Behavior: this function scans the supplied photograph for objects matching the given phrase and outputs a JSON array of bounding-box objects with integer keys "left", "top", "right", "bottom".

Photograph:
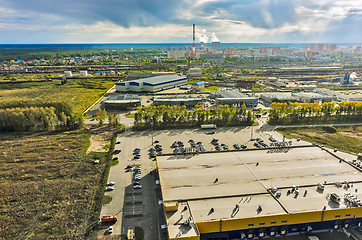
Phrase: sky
[{"left": 0, "top": 0, "right": 361, "bottom": 44}]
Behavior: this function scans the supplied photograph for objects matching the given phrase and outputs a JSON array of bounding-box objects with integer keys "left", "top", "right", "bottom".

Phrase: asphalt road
[{"left": 274, "top": 122, "right": 362, "bottom": 128}]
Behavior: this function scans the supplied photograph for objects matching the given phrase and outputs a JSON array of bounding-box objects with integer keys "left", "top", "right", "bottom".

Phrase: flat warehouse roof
[
  {"left": 217, "top": 90, "right": 249, "bottom": 99},
  {"left": 188, "top": 194, "right": 286, "bottom": 222},
  {"left": 156, "top": 136, "right": 362, "bottom": 239},
  {"left": 158, "top": 147, "right": 362, "bottom": 204},
  {"left": 106, "top": 94, "right": 140, "bottom": 101},
  {"left": 141, "top": 75, "right": 187, "bottom": 85}
]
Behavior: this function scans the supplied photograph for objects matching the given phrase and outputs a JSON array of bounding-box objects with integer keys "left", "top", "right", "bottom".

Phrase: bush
[{"left": 321, "top": 126, "right": 338, "bottom": 133}]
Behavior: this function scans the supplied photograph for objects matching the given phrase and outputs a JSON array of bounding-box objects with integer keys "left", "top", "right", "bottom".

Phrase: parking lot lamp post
[
  {"left": 151, "top": 122, "right": 154, "bottom": 145},
  {"left": 250, "top": 125, "right": 254, "bottom": 140}
]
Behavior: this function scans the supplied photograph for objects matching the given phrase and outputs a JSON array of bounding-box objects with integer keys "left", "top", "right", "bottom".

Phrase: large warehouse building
[
  {"left": 104, "top": 94, "right": 141, "bottom": 110},
  {"left": 212, "top": 90, "right": 258, "bottom": 107},
  {"left": 115, "top": 75, "right": 188, "bottom": 93},
  {"left": 156, "top": 145, "right": 362, "bottom": 240}
]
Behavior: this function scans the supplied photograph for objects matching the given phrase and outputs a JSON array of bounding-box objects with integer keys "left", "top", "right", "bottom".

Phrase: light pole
[
  {"left": 151, "top": 122, "right": 154, "bottom": 145},
  {"left": 250, "top": 125, "right": 254, "bottom": 140}
]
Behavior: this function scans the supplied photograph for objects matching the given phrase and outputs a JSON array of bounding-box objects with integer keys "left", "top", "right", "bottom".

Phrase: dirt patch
[
  {"left": 339, "top": 131, "right": 362, "bottom": 141},
  {"left": 86, "top": 125, "right": 117, "bottom": 154}
]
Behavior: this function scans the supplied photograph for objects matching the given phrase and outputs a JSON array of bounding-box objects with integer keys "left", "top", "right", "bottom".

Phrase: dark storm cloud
[
  {"left": 195, "top": 0, "right": 298, "bottom": 29},
  {"left": 2, "top": 0, "right": 186, "bottom": 27},
  {"left": 2, "top": 0, "right": 299, "bottom": 28},
  {"left": 1, "top": 0, "right": 361, "bottom": 43}
]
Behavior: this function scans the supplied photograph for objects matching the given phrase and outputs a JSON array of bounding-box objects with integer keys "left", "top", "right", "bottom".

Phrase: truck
[
  {"left": 201, "top": 124, "right": 217, "bottom": 129},
  {"left": 101, "top": 215, "right": 118, "bottom": 222}
]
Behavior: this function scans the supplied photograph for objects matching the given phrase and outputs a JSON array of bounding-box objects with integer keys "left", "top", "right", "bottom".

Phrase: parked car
[
  {"left": 107, "top": 181, "right": 115, "bottom": 186},
  {"left": 161, "top": 225, "right": 167, "bottom": 234},
  {"left": 134, "top": 185, "right": 142, "bottom": 189},
  {"left": 106, "top": 186, "right": 114, "bottom": 191},
  {"left": 108, "top": 226, "right": 113, "bottom": 234}
]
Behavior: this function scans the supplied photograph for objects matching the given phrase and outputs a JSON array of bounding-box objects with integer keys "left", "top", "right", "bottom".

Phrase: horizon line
[{"left": 0, "top": 42, "right": 361, "bottom": 45}]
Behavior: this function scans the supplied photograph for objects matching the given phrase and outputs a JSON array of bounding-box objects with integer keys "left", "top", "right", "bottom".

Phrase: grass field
[
  {"left": 0, "top": 130, "right": 109, "bottom": 239},
  {"left": 0, "top": 79, "right": 115, "bottom": 114},
  {"left": 278, "top": 126, "right": 362, "bottom": 154}
]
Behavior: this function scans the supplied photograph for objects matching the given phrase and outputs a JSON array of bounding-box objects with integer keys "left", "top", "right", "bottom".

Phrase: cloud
[{"left": 0, "top": 0, "right": 361, "bottom": 43}]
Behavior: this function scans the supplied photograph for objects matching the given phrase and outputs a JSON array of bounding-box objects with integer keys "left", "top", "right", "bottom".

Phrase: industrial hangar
[
  {"left": 104, "top": 94, "right": 141, "bottom": 110},
  {"left": 115, "top": 75, "right": 188, "bottom": 93},
  {"left": 211, "top": 90, "right": 258, "bottom": 107},
  {"left": 156, "top": 145, "right": 362, "bottom": 240}
]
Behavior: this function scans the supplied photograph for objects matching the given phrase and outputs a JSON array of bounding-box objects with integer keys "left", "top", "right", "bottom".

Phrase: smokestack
[{"left": 193, "top": 24, "right": 196, "bottom": 52}]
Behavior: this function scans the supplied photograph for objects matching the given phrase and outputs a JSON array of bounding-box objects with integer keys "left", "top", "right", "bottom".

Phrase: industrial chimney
[{"left": 193, "top": 24, "right": 196, "bottom": 52}]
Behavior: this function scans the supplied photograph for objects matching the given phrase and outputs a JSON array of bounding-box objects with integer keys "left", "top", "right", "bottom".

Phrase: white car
[
  {"left": 107, "top": 181, "right": 115, "bottom": 186},
  {"left": 106, "top": 186, "right": 114, "bottom": 191},
  {"left": 134, "top": 185, "right": 142, "bottom": 189},
  {"left": 108, "top": 226, "right": 113, "bottom": 234},
  {"left": 161, "top": 224, "right": 167, "bottom": 234}
]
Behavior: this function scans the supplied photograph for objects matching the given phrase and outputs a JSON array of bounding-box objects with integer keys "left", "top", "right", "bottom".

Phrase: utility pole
[
  {"left": 250, "top": 125, "right": 254, "bottom": 140},
  {"left": 151, "top": 122, "right": 154, "bottom": 145}
]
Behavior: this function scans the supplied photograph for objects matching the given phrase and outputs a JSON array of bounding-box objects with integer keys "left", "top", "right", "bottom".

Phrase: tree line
[
  {"left": 268, "top": 101, "right": 362, "bottom": 125},
  {"left": 134, "top": 104, "right": 254, "bottom": 130},
  {"left": 0, "top": 101, "right": 83, "bottom": 132}
]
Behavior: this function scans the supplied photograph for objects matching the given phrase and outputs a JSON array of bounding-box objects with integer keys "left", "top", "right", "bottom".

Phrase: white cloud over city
[{"left": 0, "top": 0, "right": 361, "bottom": 43}]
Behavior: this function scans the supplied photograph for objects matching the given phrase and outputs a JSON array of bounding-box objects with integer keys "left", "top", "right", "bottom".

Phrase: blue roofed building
[{"left": 192, "top": 82, "right": 205, "bottom": 91}]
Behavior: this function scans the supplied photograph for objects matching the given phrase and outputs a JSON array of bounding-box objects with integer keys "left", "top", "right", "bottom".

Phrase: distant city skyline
[{"left": 0, "top": 0, "right": 361, "bottom": 44}]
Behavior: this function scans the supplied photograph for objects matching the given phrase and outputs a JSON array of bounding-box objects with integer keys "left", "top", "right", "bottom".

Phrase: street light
[{"left": 151, "top": 122, "right": 154, "bottom": 145}]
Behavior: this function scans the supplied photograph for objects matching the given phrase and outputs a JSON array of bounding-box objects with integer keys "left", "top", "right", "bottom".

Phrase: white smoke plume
[
  {"left": 197, "top": 29, "right": 209, "bottom": 44},
  {"left": 350, "top": 72, "right": 357, "bottom": 79},
  {"left": 211, "top": 33, "right": 220, "bottom": 42}
]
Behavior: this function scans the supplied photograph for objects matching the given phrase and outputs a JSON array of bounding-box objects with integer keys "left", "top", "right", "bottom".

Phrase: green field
[
  {"left": 0, "top": 130, "right": 109, "bottom": 239},
  {"left": 0, "top": 79, "right": 115, "bottom": 114},
  {"left": 278, "top": 126, "right": 362, "bottom": 154}
]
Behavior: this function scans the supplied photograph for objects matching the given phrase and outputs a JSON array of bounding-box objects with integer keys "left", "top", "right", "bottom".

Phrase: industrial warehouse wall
[
  {"left": 170, "top": 236, "right": 200, "bottom": 240},
  {"left": 145, "top": 79, "right": 188, "bottom": 92},
  {"left": 196, "top": 207, "right": 362, "bottom": 234},
  {"left": 323, "top": 207, "right": 362, "bottom": 221}
]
